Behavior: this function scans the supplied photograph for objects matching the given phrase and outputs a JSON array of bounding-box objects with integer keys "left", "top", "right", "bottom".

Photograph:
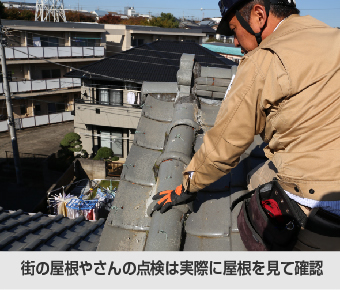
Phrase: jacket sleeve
[{"left": 183, "top": 55, "right": 269, "bottom": 192}]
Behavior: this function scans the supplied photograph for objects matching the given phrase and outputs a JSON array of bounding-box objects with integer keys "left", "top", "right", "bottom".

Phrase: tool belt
[{"left": 231, "top": 179, "right": 340, "bottom": 251}]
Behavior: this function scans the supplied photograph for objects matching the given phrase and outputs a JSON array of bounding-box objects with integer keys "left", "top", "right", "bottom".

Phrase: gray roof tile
[
  {"left": 107, "top": 180, "right": 152, "bottom": 231},
  {"left": 120, "top": 145, "right": 161, "bottom": 187},
  {"left": 142, "top": 95, "right": 175, "bottom": 122},
  {"left": 164, "top": 126, "right": 195, "bottom": 156},
  {"left": 134, "top": 116, "right": 169, "bottom": 150},
  {"left": 185, "top": 191, "right": 231, "bottom": 237},
  {"left": 172, "top": 103, "right": 197, "bottom": 123},
  {"left": 156, "top": 160, "right": 186, "bottom": 193},
  {"left": 141, "top": 82, "right": 178, "bottom": 95},
  {"left": 200, "top": 103, "right": 220, "bottom": 127},
  {"left": 203, "top": 174, "right": 231, "bottom": 192},
  {"left": 230, "top": 188, "right": 249, "bottom": 233},
  {"left": 97, "top": 224, "right": 147, "bottom": 251},
  {"left": 144, "top": 209, "right": 185, "bottom": 251},
  {"left": 230, "top": 232, "right": 247, "bottom": 251},
  {"left": 183, "top": 234, "right": 231, "bottom": 251},
  {"left": 194, "top": 134, "right": 204, "bottom": 153}
]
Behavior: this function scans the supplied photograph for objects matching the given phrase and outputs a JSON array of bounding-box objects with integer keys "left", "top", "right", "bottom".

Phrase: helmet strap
[{"left": 235, "top": 0, "right": 270, "bottom": 45}]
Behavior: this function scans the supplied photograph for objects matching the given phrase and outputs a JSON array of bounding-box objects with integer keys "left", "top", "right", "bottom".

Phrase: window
[
  {"left": 41, "top": 69, "right": 61, "bottom": 79},
  {"left": 40, "top": 37, "right": 59, "bottom": 47},
  {"left": 98, "top": 89, "right": 123, "bottom": 106},
  {"left": 98, "top": 89, "right": 109, "bottom": 105},
  {"left": 20, "top": 104, "right": 26, "bottom": 115},
  {"left": 71, "top": 38, "right": 97, "bottom": 47},
  {"left": 34, "top": 103, "right": 41, "bottom": 115},
  {"left": 99, "top": 129, "right": 123, "bottom": 157},
  {"left": 110, "top": 90, "right": 123, "bottom": 105},
  {"left": 48, "top": 103, "right": 56, "bottom": 114},
  {"left": 56, "top": 103, "right": 66, "bottom": 113},
  {"left": 131, "top": 38, "right": 144, "bottom": 47}
]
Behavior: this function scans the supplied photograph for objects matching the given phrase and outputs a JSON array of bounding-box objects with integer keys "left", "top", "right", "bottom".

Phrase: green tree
[
  {"left": 93, "top": 147, "right": 115, "bottom": 160},
  {"left": 148, "top": 13, "right": 179, "bottom": 28}
]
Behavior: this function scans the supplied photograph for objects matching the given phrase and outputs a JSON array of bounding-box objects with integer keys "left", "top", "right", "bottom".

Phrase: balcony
[
  {"left": 4, "top": 46, "right": 105, "bottom": 60},
  {"left": 0, "top": 111, "right": 74, "bottom": 132},
  {"left": 0, "top": 78, "right": 81, "bottom": 94}
]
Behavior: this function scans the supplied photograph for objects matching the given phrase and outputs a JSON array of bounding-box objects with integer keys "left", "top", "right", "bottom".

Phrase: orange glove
[{"left": 152, "top": 184, "right": 195, "bottom": 214}]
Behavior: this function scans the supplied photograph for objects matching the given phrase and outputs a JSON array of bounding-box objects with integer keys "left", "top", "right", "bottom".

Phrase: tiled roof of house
[
  {"left": 0, "top": 207, "right": 105, "bottom": 251},
  {"left": 97, "top": 54, "right": 268, "bottom": 251},
  {"left": 65, "top": 41, "right": 236, "bottom": 83}
]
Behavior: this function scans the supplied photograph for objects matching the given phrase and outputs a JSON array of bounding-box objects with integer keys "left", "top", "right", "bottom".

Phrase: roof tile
[{"left": 107, "top": 180, "right": 152, "bottom": 231}]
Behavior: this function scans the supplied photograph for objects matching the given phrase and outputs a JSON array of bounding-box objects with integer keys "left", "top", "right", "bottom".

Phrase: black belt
[{"left": 231, "top": 179, "right": 340, "bottom": 238}]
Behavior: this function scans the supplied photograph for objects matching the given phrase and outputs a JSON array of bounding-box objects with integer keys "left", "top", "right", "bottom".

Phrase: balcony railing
[
  {"left": 5, "top": 46, "right": 105, "bottom": 60},
  {"left": 0, "top": 78, "right": 81, "bottom": 94},
  {"left": 0, "top": 111, "right": 74, "bottom": 133}
]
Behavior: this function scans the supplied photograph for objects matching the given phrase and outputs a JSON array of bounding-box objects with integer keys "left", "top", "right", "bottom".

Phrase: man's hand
[{"left": 152, "top": 184, "right": 195, "bottom": 214}]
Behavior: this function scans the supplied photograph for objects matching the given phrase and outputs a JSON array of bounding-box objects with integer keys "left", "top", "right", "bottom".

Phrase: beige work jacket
[{"left": 183, "top": 14, "right": 340, "bottom": 202}]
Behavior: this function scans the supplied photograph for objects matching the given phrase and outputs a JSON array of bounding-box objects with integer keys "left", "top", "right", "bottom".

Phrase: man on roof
[{"left": 152, "top": 0, "right": 340, "bottom": 251}]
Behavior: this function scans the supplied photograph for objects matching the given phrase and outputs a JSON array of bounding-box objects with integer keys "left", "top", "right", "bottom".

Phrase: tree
[
  {"left": 65, "top": 11, "right": 96, "bottom": 22},
  {"left": 3, "top": 8, "right": 35, "bottom": 21},
  {"left": 59, "top": 132, "right": 87, "bottom": 159},
  {"left": 148, "top": 13, "right": 179, "bottom": 28},
  {"left": 0, "top": 1, "right": 6, "bottom": 19},
  {"left": 98, "top": 13, "right": 122, "bottom": 24},
  {"left": 93, "top": 147, "right": 114, "bottom": 160},
  {"left": 121, "top": 16, "right": 149, "bottom": 26}
]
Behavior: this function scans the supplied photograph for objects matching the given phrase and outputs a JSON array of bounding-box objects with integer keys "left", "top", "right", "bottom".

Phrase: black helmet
[{"left": 217, "top": 0, "right": 296, "bottom": 42}]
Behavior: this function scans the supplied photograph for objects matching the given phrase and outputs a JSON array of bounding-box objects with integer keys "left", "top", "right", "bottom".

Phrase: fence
[
  {"left": 5, "top": 151, "right": 48, "bottom": 162},
  {"left": 0, "top": 78, "right": 81, "bottom": 94},
  {"left": 0, "top": 111, "right": 74, "bottom": 132},
  {"left": 5, "top": 46, "right": 105, "bottom": 60}
]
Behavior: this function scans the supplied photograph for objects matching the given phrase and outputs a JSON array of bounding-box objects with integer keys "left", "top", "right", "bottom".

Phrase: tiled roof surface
[
  {"left": 65, "top": 41, "right": 236, "bottom": 82},
  {"left": 97, "top": 54, "right": 268, "bottom": 251},
  {"left": 0, "top": 207, "right": 105, "bottom": 251}
]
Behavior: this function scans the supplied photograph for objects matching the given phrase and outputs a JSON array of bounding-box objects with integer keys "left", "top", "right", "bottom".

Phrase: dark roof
[
  {"left": 97, "top": 55, "right": 268, "bottom": 251},
  {"left": 2, "top": 19, "right": 105, "bottom": 31},
  {"left": 0, "top": 207, "right": 105, "bottom": 251},
  {"left": 126, "top": 25, "right": 204, "bottom": 34},
  {"left": 65, "top": 41, "right": 236, "bottom": 82},
  {"left": 185, "top": 25, "right": 216, "bottom": 34}
]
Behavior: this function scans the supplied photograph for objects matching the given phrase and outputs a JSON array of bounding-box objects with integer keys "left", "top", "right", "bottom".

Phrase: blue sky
[{"left": 12, "top": 0, "right": 340, "bottom": 27}]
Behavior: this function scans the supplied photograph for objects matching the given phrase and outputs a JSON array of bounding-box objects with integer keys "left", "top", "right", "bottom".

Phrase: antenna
[{"left": 35, "top": 0, "right": 67, "bottom": 22}]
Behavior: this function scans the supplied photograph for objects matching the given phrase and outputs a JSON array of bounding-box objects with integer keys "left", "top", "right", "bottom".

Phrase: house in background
[
  {"left": 0, "top": 20, "right": 106, "bottom": 132},
  {"left": 105, "top": 25, "right": 207, "bottom": 55},
  {"left": 66, "top": 41, "right": 236, "bottom": 161},
  {"left": 183, "top": 24, "right": 217, "bottom": 43}
]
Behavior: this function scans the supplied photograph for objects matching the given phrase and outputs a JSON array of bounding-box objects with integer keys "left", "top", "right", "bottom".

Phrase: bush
[{"left": 93, "top": 147, "right": 114, "bottom": 160}]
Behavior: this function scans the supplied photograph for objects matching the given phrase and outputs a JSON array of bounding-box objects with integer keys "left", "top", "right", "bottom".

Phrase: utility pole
[{"left": 0, "top": 17, "right": 23, "bottom": 185}]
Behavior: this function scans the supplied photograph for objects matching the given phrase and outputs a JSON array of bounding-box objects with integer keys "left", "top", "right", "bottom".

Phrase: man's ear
[{"left": 251, "top": 4, "right": 268, "bottom": 29}]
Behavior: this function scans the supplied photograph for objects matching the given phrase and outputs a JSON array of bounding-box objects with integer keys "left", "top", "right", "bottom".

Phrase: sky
[{"left": 10, "top": 0, "right": 340, "bottom": 27}]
